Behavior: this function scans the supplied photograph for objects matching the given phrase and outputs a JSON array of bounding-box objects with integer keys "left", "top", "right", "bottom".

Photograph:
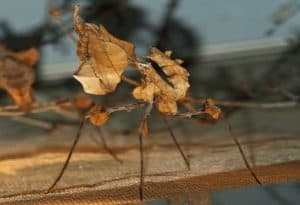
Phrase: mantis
[{"left": 45, "top": 5, "right": 262, "bottom": 202}]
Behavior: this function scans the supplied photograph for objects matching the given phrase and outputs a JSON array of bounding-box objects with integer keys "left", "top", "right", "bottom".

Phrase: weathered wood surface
[{"left": 0, "top": 107, "right": 299, "bottom": 204}]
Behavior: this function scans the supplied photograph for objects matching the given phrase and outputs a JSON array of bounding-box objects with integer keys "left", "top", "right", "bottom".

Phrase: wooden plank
[
  {"left": 0, "top": 161, "right": 299, "bottom": 204},
  {"left": 0, "top": 108, "right": 299, "bottom": 204}
]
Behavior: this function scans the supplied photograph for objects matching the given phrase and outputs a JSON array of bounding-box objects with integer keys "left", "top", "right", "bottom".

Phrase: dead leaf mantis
[{"left": 45, "top": 5, "right": 262, "bottom": 202}]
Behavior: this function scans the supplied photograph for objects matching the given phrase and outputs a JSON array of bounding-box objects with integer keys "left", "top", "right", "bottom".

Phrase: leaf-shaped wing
[
  {"left": 74, "top": 40, "right": 128, "bottom": 95},
  {"left": 73, "top": 5, "right": 135, "bottom": 95},
  {"left": 98, "top": 25, "right": 135, "bottom": 59}
]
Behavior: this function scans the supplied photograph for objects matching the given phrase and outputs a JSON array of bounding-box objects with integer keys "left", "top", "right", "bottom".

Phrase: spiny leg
[
  {"left": 47, "top": 119, "right": 86, "bottom": 193},
  {"left": 160, "top": 115, "right": 190, "bottom": 170},
  {"left": 222, "top": 115, "right": 262, "bottom": 185},
  {"left": 95, "top": 126, "right": 123, "bottom": 163},
  {"left": 138, "top": 103, "right": 153, "bottom": 201}
]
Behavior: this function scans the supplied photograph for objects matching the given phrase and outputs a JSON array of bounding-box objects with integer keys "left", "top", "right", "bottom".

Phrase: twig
[
  {"left": 174, "top": 110, "right": 206, "bottom": 119},
  {"left": 277, "top": 88, "right": 300, "bottom": 102},
  {"left": 10, "top": 116, "right": 54, "bottom": 130},
  {"left": 0, "top": 100, "right": 144, "bottom": 118},
  {"left": 0, "top": 100, "right": 73, "bottom": 117},
  {"left": 189, "top": 97, "right": 299, "bottom": 109},
  {"left": 0, "top": 97, "right": 299, "bottom": 119},
  {"left": 106, "top": 102, "right": 145, "bottom": 114},
  {"left": 52, "top": 107, "right": 80, "bottom": 120},
  {"left": 0, "top": 100, "right": 71, "bottom": 111}
]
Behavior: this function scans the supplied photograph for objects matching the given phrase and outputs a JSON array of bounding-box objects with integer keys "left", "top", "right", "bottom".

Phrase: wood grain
[{"left": 0, "top": 108, "right": 299, "bottom": 204}]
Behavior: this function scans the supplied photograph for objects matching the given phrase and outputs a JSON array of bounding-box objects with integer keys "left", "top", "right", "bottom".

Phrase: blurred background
[
  {"left": 1, "top": 0, "right": 300, "bottom": 101},
  {"left": 0, "top": 0, "right": 300, "bottom": 204}
]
